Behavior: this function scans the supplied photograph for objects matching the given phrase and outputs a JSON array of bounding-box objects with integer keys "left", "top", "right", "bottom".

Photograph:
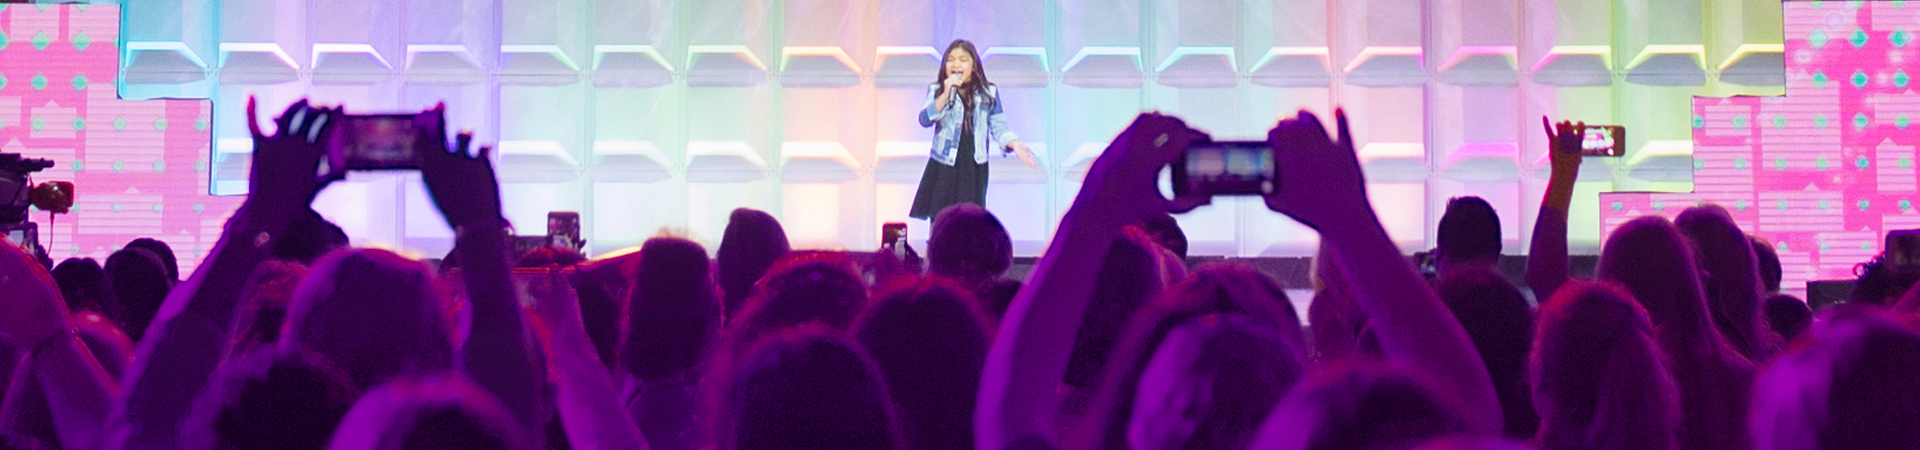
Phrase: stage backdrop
[{"left": 9, "top": 0, "right": 1798, "bottom": 269}]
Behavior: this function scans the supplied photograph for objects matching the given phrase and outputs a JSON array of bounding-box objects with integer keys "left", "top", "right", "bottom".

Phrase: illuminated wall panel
[{"left": 11, "top": 1, "right": 1823, "bottom": 267}]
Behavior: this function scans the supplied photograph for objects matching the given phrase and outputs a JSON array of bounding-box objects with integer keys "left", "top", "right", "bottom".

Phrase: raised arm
[
  {"left": 1263, "top": 110, "right": 1501, "bottom": 434},
  {"left": 107, "top": 98, "right": 337, "bottom": 450},
  {"left": 1525, "top": 118, "right": 1583, "bottom": 301},
  {"left": 976, "top": 114, "right": 1206, "bottom": 450},
  {"left": 418, "top": 115, "right": 543, "bottom": 435},
  {"left": 528, "top": 269, "right": 648, "bottom": 450},
  {"left": 0, "top": 236, "right": 117, "bottom": 450}
]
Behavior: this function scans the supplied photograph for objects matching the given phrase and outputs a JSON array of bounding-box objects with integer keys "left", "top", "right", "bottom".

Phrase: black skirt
[{"left": 909, "top": 132, "right": 988, "bottom": 220}]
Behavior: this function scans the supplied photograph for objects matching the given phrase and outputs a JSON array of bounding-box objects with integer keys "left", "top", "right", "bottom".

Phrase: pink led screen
[
  {"left": 1601, "top": 1, "right": 1920, "bottom": 289},
  {"left": 1, "top": 5, "right": 232, "bottom": 267}
]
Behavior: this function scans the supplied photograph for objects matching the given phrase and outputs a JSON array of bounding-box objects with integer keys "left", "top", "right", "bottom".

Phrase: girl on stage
[{"left": 910, "top": 39, "right": 1037, "bottom": 220}]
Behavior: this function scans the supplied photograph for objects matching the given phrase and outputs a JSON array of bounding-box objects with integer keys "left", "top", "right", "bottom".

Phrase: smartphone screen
[
  {"left": 547, "top": 212, "right": 582, "bottom": 250},
  {"left": 881, "top": 222, "right": 907, "bottom": 247},
  {"left": 336, "top": 115, "right": 421, "bottom": 170},
  {"left": 1579, "top": 125, "right": 1626, "bottom": 157},
  {"left": 1173, "top": 141, "right": 1274, "bottom": 198}
]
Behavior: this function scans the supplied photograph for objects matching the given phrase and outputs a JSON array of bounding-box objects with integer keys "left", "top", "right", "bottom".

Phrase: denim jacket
[{"left": 919, "top": 83, "right": 1019, "bottom": 166}]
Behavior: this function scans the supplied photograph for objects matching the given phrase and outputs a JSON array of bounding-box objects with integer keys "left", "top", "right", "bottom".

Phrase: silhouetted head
[
  {"left": 568, "top": 251, "right": 639, "bottom": 370},
  {"left": 1065, "top": 229, "right": 1169, "bottom": 390},
  {"left": 1850, "top": 255, "right": 1920, "bottom": 307},
  {"left": 1676, "top": 204, "right": 1775, "bottom": 358},
  {"left": 1138, "top": 213, "right": 1189, "bottom": 260},
  {"left": 623, "top": 237, "right": 722, "bottom": 382},
  {"left": 1531, "top": 281, "right": 1680, "bottom": 450},
  {"left": 1077, "top": 263, "right": 1307, "bottom": 450},
  {"left": 927, "top": 204, "right": 1013, "bottom": 284},
  {"left": 716, "top": 208, "right": 791, "bottom": 320},
  {"left": 183, "top": 348, "right": 360, "bottom": 450},
  {"left": 724, "top": 325, "right": 903, "bottom": 450},
  {"left": 730, "top": 252, "right": 868, "bottom": 348},
  {"left": 229, "top": 260, "right": 311, "bottom": 360},
  {"left": 854, "top": 277, "right": 992, "bottom": 450},
  {"left": 1126, "top": 314, "right": 1304, "bottom": 450},
  {"left": 1251, "top": 362, "right": 1471, "bottom": 450},
  {"left": 51, "top": 257, "right": 110, "bottom": 313},
  {"left": 326, "top": 374, "right": 536, "bottom": 450},
  {"left": 1436, "top": 267, "right": 1538, "bottom": 440},
  {"left": 1436, "top": 197, "right": 1502, "bottom": 273},
  {"left": 274, "top": 210, "right": 351, "bottom": 266},
  {"left": 124, "top": 237, "right": 180, "bottom": 282},
  {"left": 284, "top": 248, "right": 454, "bottom": 389},
  {"left": 1765, "top": 294, "right": 1814, "bottom": 343},
  {"left": 1598, "top": 216, "right": 1720, "bottom": 341},
  {"left": 1752, "top": 312, "right": 1920, "bottom": 450},
  {"left": 105, "top": 246, "right": 174, "bottom": 342},
  {"left": 1752, "top": 236, "right": 1783, "bottom": 293}
]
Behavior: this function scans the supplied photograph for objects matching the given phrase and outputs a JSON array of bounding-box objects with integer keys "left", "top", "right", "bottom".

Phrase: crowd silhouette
[{"left": 0, "top": 100, "right": 1914, "bottom": 450}]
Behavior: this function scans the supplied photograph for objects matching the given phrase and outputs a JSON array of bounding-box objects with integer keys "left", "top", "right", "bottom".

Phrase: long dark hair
[{"left": 936, "top": 40, "right": 993, "bottom": 116}]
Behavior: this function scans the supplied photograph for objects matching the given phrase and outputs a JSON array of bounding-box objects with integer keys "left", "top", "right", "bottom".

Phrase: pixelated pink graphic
[
  {"left": 0, "top": 4, "right": 240, "bottom": 267},
  {"left": 1601, "top": 2, "right": 1920, "bottom": 288}
]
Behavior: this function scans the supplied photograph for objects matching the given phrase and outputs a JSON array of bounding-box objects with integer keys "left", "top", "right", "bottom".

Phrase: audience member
[
  {"left": 228, "top": 260, "right": 311, "bottom": 360},
  {"left": 123, "top": 238, "right": 181, "bottom": 283},
  {"left": 72, "top": 312, "right": 133, "bottom": 380},
  {"left": 1765, "top": 294, "right": 1814, "bottom": 343},
  {"left": 927, "top": 203, "right": 1020, "bottom": 318},
  {"left": 1073, "top": 263, "right": 1306, "bottom": 450},
  {"left": 1677, "top": 204, "right": 1778, "bottom": 361},
  {"left": 723, "top": 325, "right": 903, "bottom": 450},
  {"left": 326, "top": 375, "right": 536, "bottom": 450},
  {"left": 1531, "top": 281, "right": 1679, "bottom": 450},
  {"left": 182, "top": 348, "right": 360, "bottom": 450},
  {"left": 274, "top": 210, "right": 351, "bottom": 265},
  {"left": 284, "top": 249, "right": 455, "bottom": 390},
  {"left": 1751, "top": 311, "right": 1920, "bottom": 450},
  {"left": 1597, "top": 215, "right": 1755, "bottom": 450},
  {"left": 1307, "top": 240, "right": 1366, "bottom": 364},
  {"left": 104, "top": 246, "right": 173, "bottom": 342},
  {"left": 716, "top": 208, "right": 791, "bottom": 321},
  {"left": 1061, "top": 228, "right": 1169, "bottom": 414},
  {"left": 854, "top": 277, "right": 992, "bottom": 450},
  {"left": 1251, "top": 362, "right": 1471, "bottom": 450},
  {"left": 566, "top": 250, "right": 637, "bottom": 370},
  {"left": 1435, "top": 196, "right": 1503, "bottom": 275},
  {"left": 1436, "top": 267, "right": 1538, "bottom": 440},
  {"left": 726, "top": 252, "right": 869, "bottom": 348},
  {"left": 1848, "top": 252, "right": 1919, "bottom": 307},
  {"left": 50, "top": 258, "right": 111, "bottom": 314},
  {"left": 621, "top": 237, "right": 721, "bottom": 450}
]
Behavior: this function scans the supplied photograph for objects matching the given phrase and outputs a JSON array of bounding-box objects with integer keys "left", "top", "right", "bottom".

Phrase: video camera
[{"left": 0, "top": 153, "right": 58, "bottom": 261}]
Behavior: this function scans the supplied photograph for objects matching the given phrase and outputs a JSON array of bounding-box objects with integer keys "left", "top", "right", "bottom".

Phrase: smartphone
[
  {"left": 547, "top": 212, "right": 582, "bottom": 251},
  {"left": 1578, "top": 125, "right": 1626, "bottom": 157},
  {"left": 881, "top": 222, "right": 907, "bottom": 248},
  {"left": 1886, "top": 229, "right": 1920, "bottom": 268},
  {"left": 1171, "top": 140, "right": 1275, "bottom": 199},
  {"left": 332, "top": 114, "right": 424, "bottom": 171}
]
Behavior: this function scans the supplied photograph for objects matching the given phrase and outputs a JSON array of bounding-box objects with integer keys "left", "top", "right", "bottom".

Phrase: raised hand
[
  {"left": 415, "top": 105, "right": 504, "bottom": 229},
  {"left": 244, "top": 97, "right": 337, "bottom": 231},
  {"left": 1543, "top": 117, "right": 1585, "bottom": 178},
  {"left": 1263, "top": 109, "right": 1370, "bottom": 232},
  {"left": 1074, "top": 113, "right": 1210, "bottom": 222}
]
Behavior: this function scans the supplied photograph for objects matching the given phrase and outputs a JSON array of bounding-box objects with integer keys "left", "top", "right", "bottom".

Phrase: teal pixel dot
[
  {"left": 1859, "top": 156, "right": 1871, "bottom": 169},
  {"left": 1611, "top": 201, "right": 1624, "bottom": 211},
  {"left": 1861, "top": 199, "right": 1872, "bottom": 210},
  {"left": 1779, "top": 200, "right": 1790, "bottom": 211}
]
